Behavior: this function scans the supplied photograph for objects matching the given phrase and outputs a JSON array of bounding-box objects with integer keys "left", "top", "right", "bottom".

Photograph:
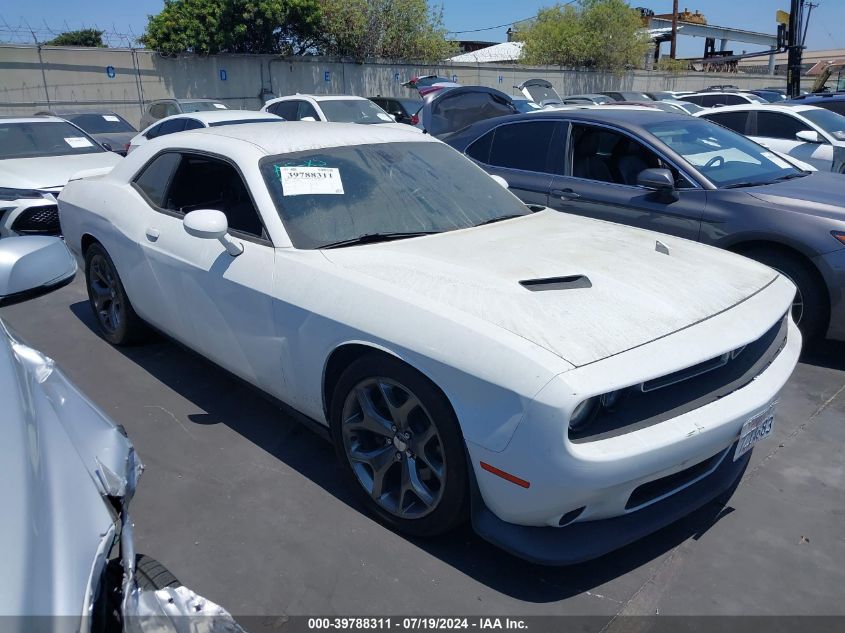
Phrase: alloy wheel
[
  {"left": 340, "top": 377, "right": 446, "bottom": 519},
  {"left": 88, "top": 254, "right": 123, "bottom": 334}
]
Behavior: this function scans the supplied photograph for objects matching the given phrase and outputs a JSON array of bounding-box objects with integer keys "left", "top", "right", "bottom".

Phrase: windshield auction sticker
[
  {"left": 278, "top": 166, "right": 344, "bottom": 196},
  {"left": 64, "top": 137, "right": 93, "bottom": 148}
]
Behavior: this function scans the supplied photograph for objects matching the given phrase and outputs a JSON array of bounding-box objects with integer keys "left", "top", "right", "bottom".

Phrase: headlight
[
  {"left": 0, "top": 187, "right": 44, "bottom": 201},
  {"left": 569, "top": 397, "right": 601, "bottom": 432}
]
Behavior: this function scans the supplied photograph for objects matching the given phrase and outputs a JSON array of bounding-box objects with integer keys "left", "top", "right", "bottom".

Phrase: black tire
[
  {"left": 84, "top": 242, "right": 147, "bottom": 345},
  {"left": 330, "top": 353, "right": 468, "bottom": 537},
  {"left": 742, "top": 247, "right": 827, "bottom": 341},
  {"left": 134, "top": 554, "right": 180, "bottom": 590}
]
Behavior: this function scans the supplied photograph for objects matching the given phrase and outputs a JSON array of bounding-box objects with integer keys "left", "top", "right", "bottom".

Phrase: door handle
[
  {"left": 145, "top": 227, "right": 160, "bottom": 241},
  {"left": 551, "top": 188, "right": 581, "bottom": 200}
]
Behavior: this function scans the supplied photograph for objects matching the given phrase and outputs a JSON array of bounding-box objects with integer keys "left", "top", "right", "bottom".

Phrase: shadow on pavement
[
  {"left": 69, "top": 300, "right": 739, "bottom": 603},
  {"left": 800, "top": 338, "right": 845, "bottom": 372}
]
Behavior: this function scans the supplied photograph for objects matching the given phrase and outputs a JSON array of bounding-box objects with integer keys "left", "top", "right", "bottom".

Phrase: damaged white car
[
  {"left": 0, "top": 236, "right": 243, "bottom": 631},
  {"left": 58, "top": 123, "right": 801, "bottom": 565}
]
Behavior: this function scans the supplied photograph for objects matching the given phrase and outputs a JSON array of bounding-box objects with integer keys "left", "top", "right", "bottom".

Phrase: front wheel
[
  {"left": 330, "top": 354, "right": 468, "bottom": 537},
  {"left": 742, "top": 247, "right": 827, "bottom": 341}
]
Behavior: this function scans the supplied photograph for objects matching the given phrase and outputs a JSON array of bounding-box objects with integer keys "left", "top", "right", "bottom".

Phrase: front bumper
[
  {"left": 465, "top": 277, "right": 800, "bottom": 563},
  {"left": 470, "top": 441, "right": 750, "bottom": 566},
  {"left": 814, "top": 247, "right": 845, "bottom": 341}
]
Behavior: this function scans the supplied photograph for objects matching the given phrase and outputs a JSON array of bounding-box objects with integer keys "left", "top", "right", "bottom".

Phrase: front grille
[
  {"left": 625, "top": 447, "right": 728, "bottom": 510},
  {"left": 11, "top": 205, "right": 61, "bottom": 236},
  {"left": 570, "top": 314, "right": 789, "bottom": 443}
]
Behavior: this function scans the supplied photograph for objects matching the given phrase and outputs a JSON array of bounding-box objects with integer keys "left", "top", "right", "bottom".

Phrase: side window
[
  {"left": 133, "top": 153, "right": 181, "bottom": 207},
  {"left": 149, "top": 103, "right": 166, "bottom": 119},
  {"left": 145, "top": 122, "right": 164, "bottom": 139},
  {"left": 723, "top": 94, "right": 747, "bottom": 106},
  {"left": 488, "top": 121, "right": 557, "bottom": 173},
  {"left": 163, "top": 103, "right": 180, "bottom": 117},
  {"left": 156, "top": 118, "right": 188, "bottom": 137},
  {"left": 682, "top": 95, "right": 704, "bottom": 106},
  {"left": 183, "top": 118, "right": 204, "bottom": 131},
  {"left": 820, "top": 102, "right": 845, "bottom": 116},
  {"left": 571, "top": 125, "right": 668, "bottom": 187},
  {"left": 270, "top": 101, "right": 299, "bottom": 120},
  {"left": 164, "top": 154, "right": 265, "bottom": 238},
  {"left": 701, "top": 94, "right": 724, "bottom": 107},
  {"left": 466, "top": 129, "right": 494, "bottom": 164},
  {"left": 704, "top": 111, "right": 750, "bottom": 134},
  {"left": 755, "top": 112, "right": 812, "bottom": 140},
  {"left": 297, "top": 101, "right": 320, "bottom": 120}
]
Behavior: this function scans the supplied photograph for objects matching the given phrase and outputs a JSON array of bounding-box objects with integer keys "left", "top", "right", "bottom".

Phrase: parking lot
[{"left": 2, "top": 274, "right": 843, "bottom": 620}]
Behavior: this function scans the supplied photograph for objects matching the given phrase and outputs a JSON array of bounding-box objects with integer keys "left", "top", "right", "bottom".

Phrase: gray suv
[
  {"left": 436, "top": 98, "right": 845, "bottom": 342},
  {"left": 140, "top": 98, "right": 228, "bottom": 129}
]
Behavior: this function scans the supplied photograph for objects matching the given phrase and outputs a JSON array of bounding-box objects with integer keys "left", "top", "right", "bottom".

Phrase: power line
[{"left": 446, "top": 0, "right": 578, "bottom": 36}]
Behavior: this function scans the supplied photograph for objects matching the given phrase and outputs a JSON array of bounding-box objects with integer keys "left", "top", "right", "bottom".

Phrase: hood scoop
[{"left": 520, "top": 275, "right": 592, "bottom": 291}]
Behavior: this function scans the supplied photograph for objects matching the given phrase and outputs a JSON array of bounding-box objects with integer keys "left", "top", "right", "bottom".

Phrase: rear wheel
[
  {"left": 330, "top": 353, "right": 468, "bottom": 537},
  {"left": 84, "top": 243, "right": 147, "bottom": 345},
  {"left": 742, "top": 247, "right": 827, "bottom": 341}
]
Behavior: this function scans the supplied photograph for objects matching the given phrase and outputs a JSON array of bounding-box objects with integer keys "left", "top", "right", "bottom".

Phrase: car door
[
  {"left": 464, "top": 119, "right": 560, "bottom": 207},
  {"left": 750, "top": 111, "right": 833, "bottom": 170},
  {"left": 547, "top": 122, "right": 706, "bottom": 240},
  {"left": 133, "top": 150, "right": 279, "bottom": 390},
  {"left": 267, "top": 100, "right": 299, "bottom": 120}
]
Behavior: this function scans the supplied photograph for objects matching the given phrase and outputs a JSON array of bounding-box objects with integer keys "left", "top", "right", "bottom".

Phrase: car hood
[
  {"left": 0, "top": 153, "right": 122, "bottom": 189},
  {"left": 323, "top": 210, "right": 778, "bottom": 367},
  {"left": 744, "top": 172, "right": 845, "bottom": 221}
]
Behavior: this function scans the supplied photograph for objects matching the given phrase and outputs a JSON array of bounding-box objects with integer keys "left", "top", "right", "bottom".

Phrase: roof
[
  {"left": 694, "top": 103, "right": 816, "bottom": 113},
  {"left": 447, "top": 41, "right": 524, "bottom": 63},
  {"left": 0, "top": 116, "right": 67, "bottom": 124},
  {"left": 189, "top": 121, "right": 438, "bottom": 155},
  {"left": 270, "top": 94, "right": 369, "bottom": 103},
  {"left": 150, "top": 98, "right": 225, "bottom": 104},
  {"left": 157, "top": 110, "right": 281, "bottom": 125}
]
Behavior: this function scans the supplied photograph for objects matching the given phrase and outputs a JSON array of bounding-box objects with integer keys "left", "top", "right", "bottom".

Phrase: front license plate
[{"left": 734, "top": 405, "right": 775, "bottom": 461}]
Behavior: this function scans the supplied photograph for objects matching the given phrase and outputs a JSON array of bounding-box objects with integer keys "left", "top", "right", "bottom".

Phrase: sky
[{"left": 1, "top": 0, "right": 843, "bottom": 56}]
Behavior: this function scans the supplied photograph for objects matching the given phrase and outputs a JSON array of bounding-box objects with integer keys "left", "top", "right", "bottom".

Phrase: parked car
[
  {"left": 58, "top": 121, "right": 801, "bottom": 565},
  {"left": 128, "top": 110, "right": 283, "bottom": 153},
  {"left": 786, "top": 92, "right": 845, "bottom": 116},
  {"left": 747, "top": 89, "right": 787, "bottom": 103},
  {"left": 680, "top": 91, "right": 766, "bottom": 107},
  {"left": 647, "top": 90, "right": 695, "bottom": 100},
  {"left": 516, "top": 79, "right": 564, "bottom": 107},
  {"left": 140, "top": 98, "right": 229, "bottom": 129},
  {"left": 562, "top": 93, "right": 616, "bottom": 105},
  {"left": 0, "top": 116, "right": 122, "bottom": 238},
  {"left": 696, "top": 103, "right": 845, "bottom": 173},
  {"left": 600, "top": 91, "right": 653, "bottom": 102},
  {"left": 605, "top": 100, "right": 703, "bottom": 115},
  {"left": 433, "top": 102, "right": 845, "bottom": 341},
  {"left": 368, "top": 96, "right": 424, "bottom": 126},
  {"left": 262, "top": 94, "right": 418, "bottom": 132},
  {"left": 511, "top": 97, "right": 543, "bottom": 113},
  {"left": 0, "top": 235, "right": 244, "bottom": 631},
  {"left": 34, "top": 110, "right": 137, "bottom": 155}
]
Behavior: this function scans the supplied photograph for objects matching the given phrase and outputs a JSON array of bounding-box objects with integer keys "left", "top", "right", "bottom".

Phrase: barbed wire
[{"left": 0, "top": 16, "right": 143, "bottom": 48}]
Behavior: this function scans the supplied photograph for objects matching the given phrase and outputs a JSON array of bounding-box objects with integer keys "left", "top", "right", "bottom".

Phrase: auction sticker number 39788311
[{"left": 735, "top": 403, "right": 776, "bottom": 461}]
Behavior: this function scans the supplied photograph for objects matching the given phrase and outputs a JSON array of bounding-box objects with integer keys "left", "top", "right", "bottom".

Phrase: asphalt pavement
[{"left": 2, "top": 275, "right": 843, "bottom": 623}]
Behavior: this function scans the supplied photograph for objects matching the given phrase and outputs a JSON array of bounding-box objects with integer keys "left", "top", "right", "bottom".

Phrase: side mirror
[
  {"left": 183, "top": 209, "right": 243, "bottom": 256},
  {"left": 300, "top": 116, "right": 317, "bottom": 122},
  {"left": 637, "top": 168, "right": 678, "bottom": 201},
  {"left": 0, "top": 236, "right": 77, "bottom": 306},
  {"left": 796, "top": 130, "right": 822, "bottom": 143},
  {"left": 490, "top": 175, "right": 509, "bottom": 189}
]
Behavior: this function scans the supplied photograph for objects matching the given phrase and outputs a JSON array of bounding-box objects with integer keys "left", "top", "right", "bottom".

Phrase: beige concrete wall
[{"left": 0, "top": 44, "right": 813, "bottom": 129}]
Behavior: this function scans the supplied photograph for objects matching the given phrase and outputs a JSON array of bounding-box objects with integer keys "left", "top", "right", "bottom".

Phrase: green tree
[
  {"left": 140, "top": 0, "right": 321, "bottom": 54},
  {"left": 46, "top": 29, "right": 107, "bottom": 47},
  {"left": 517, "top": 0, "right": 651, "bottom": 72},
  {"left": 319, "top": 0, "right": 455, "bottom": 61}
]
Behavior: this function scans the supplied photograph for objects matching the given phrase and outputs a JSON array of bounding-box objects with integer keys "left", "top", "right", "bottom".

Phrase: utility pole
[
  {"left": 786, "top": 0, "right": 805, "bottom": 98},
  {"left": 802, "top": 2, "right": 818, "bottom": 47},
  {"left": 670, "top": 0, "right": 679, "bottom": 59}
]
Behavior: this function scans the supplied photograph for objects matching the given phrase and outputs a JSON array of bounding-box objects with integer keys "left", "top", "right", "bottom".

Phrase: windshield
[
  {"left": 513, "top": 99, "right": 542, "bottom": 112},
  {"left": 800, "top": 108, "right": 845, "bottom": 141},
  {"left": 0, "top": 121, "right": 105, "bottom": 159},
  {"left": 260, "top": 142, "right": 531, "bottom": 249},
  {"left": 64, "top": 113, "right": 135, "bottom": 134},
  {"left": 208, "top": 118, "right": 281, "bottom": 127},
  {"left": 318, "top": 99, "right": 394, "bottom": 124},
  {"left": 676, "top": 101, "right": 704, "bottom": 114},
  {"left": 182, "top": 101, "right": 227, "bottom": 112},
  {"left": 646, "top": 119, "right": 803, "bottom": 188}
]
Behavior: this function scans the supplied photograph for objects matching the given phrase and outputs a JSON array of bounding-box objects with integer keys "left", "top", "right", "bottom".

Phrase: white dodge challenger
[{"left": 58, "top": 122, "right": 801, "bottom": 564}]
